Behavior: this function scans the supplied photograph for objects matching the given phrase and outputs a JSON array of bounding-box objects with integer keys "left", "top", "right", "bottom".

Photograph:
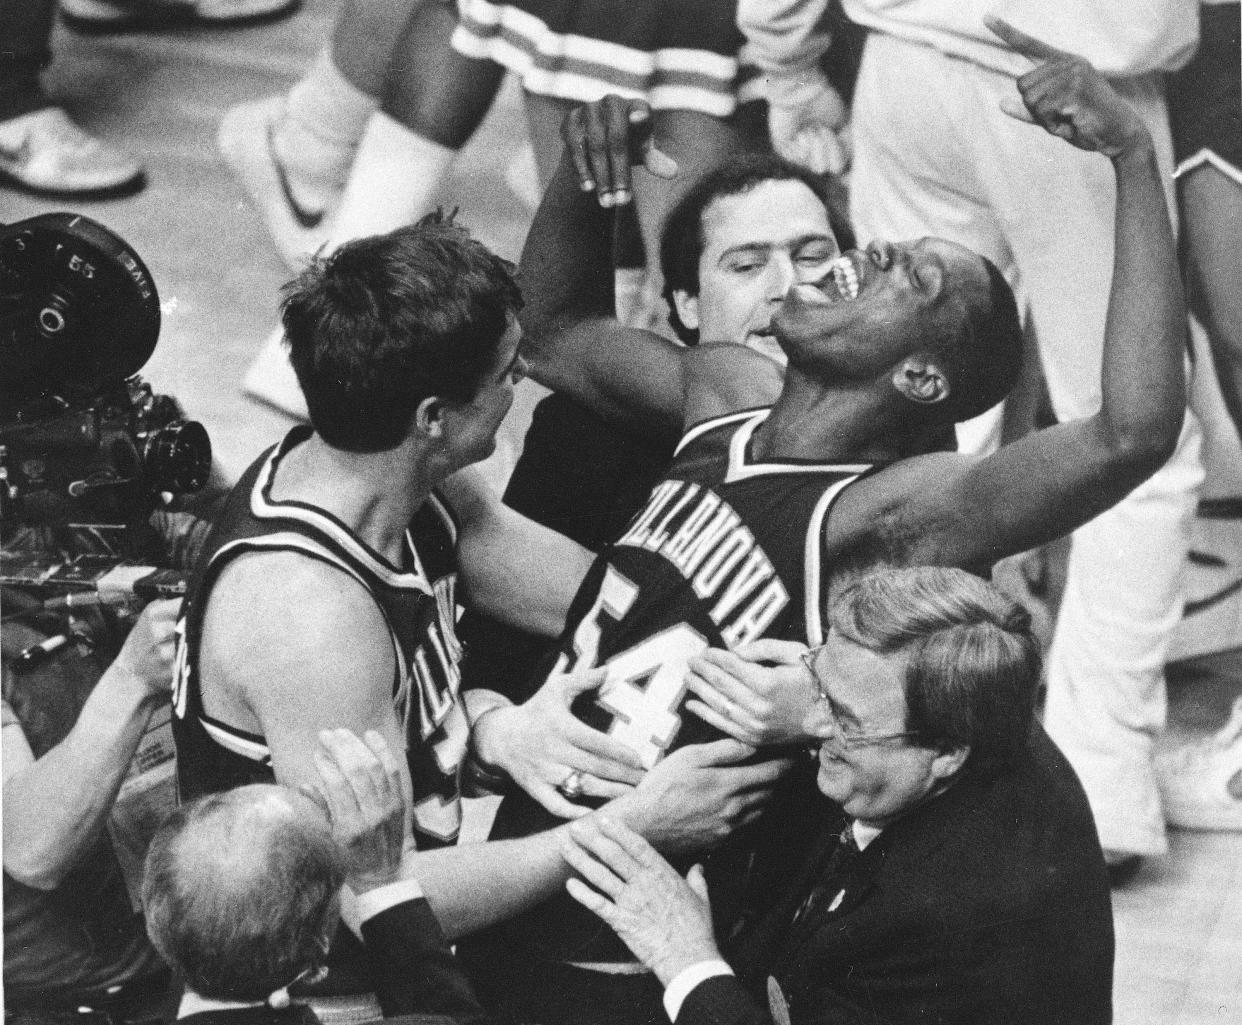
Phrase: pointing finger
[{"left": 985, "top": 16, "right": 1074, "bottom": 64}]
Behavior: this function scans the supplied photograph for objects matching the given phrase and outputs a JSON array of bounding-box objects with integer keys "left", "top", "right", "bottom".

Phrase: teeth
[{"left": 830, "top": 255, "right": 859, "bottom": 300}]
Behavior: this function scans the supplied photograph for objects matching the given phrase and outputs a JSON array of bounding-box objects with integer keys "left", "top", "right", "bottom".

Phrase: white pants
[{"left": 851, "top": 32, "right": 1204, "bottom": 856}]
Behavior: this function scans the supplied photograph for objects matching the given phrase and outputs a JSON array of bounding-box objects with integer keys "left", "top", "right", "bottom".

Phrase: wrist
[
  {"left": 466, "top": 704, "right": 515, "bottom": 793},
  {"left": 104, "top": 662, "right": 167, "bottom": 710},
  {"left": 651, "top": 945, "right": 725, "bottom": 988}
]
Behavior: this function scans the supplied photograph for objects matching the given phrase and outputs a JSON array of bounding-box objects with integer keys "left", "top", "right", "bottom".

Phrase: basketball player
[{"left": 457, "top": 22, "right": 1187, "bottom": 1025}]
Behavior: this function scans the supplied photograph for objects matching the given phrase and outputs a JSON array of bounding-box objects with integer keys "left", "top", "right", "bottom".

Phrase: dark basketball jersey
[
  {"left": 172, "top": 426, "right": 468, "bottom": 850},
  {"left": 462, "top": 408, "right": 873, "bottom": 969}
]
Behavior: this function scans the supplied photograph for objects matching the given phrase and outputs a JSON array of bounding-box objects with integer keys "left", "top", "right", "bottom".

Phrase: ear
[
  {"left": 672, "top": 290, "right": 700, "bottom": 332},
  {"left": 414, "top": 395, "right": 448, "bottom": 440},
  {"left": 929, "top": 744, "right": 970, "bottom": 782},
  {"left": 891, "top": 356, "right": 950, "bottom": 406}
]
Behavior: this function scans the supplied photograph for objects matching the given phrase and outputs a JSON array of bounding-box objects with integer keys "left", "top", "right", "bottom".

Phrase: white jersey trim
[
  {"left": 726, "top": 413, "right": 872, "bottom": 483},
  {"left": 803, "top": 476, "right": 861, "bottom": 647},
  {"left": 248, "top": 441, "right": 435, "bottom": 594},
  {"left": 674, "top": 408, "right": 766, "bottom": 459}
]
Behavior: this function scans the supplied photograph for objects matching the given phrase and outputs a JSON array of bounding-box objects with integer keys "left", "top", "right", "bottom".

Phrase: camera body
[{"left": 1, "top": 213, "right": 212, "bottom": 531}]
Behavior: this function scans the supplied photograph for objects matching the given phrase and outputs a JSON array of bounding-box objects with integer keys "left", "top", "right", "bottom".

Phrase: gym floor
[{"left": 4, "top": 3, "right": 1241, "bottom": 1021}]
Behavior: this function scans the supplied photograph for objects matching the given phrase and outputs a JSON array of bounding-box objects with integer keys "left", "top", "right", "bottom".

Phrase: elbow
[{"left": 1108, "top": 410, "right": 1184, "bottom": 479}]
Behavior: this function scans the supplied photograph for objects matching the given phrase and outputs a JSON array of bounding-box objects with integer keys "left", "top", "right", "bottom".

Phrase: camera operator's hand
[
  {"left": 561, "top": 95, "right": 679, "bottom": 208},
  {"left": 312, "top": 728, "right": 408, "bottom": 895},
  {"left": 110, "top": 598, "right": 180, "bottom": 701}
]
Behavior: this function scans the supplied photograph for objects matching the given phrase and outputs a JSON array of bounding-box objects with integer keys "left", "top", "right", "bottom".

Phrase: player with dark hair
[
  {"left": 657, "top": 153, "right": 851, "bottom": 348},
  {"left": 457, "top": 24, "right": 1186, "bottom": 1025}
]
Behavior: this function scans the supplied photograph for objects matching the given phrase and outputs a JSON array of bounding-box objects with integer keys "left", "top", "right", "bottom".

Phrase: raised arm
[
  {"left": 519, "top": 96, "right": 691, "bottom": 437},
  {"left": 2, "top": 599, "right": 179, "bottom": 890},
  {"left": 899, "top": 21, "right": 1187, "bottom": 568}
]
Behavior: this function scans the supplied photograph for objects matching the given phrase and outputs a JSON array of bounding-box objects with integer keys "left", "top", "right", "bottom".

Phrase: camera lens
[{"left": 141, "top": 420, "right": 212, "bottom": 495}]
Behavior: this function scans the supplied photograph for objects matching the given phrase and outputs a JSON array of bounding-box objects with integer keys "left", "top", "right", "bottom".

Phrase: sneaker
[
  {"left": 0, "top": 107, "right": 144, "bottom": 197},
  {"left": 60, "top": 0, "right": 300, "bottom": 33},
  {"left": 1155, "top": 695, "right": 1242, "bottom": 831},
  {"left": 217, "top": 96, "right": 335, "bottom": 271}
]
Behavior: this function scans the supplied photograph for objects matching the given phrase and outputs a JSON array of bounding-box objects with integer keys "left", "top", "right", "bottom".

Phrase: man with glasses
[{"left": 560, "top": 567, "right": 1113, "bottom": 1025}]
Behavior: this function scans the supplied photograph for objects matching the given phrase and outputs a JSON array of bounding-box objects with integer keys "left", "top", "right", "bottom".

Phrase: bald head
[{"left": 142, "top": 785, "right": 344, "bottom": 1002}]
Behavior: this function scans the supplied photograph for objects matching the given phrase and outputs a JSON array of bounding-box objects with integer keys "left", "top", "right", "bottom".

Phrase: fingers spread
[{"left": 685, "top": 698, "right": 759, "bottom": 746}]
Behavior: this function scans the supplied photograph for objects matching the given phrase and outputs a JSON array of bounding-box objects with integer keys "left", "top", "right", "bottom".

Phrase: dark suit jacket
[
  {"left": 681, "top": 726, "right": 1113, "bottom": 1025},
  {"left": 173, "top": 898, "right": 487, "bottom": 1025}
]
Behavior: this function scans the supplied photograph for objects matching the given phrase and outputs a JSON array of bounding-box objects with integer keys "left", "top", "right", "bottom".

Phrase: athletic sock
[
  {"left": 325, "top": 110, "right": 457, "bottom": 248},
  {"left": 272, "top": 47, "right": 378, "bottom": 212}
]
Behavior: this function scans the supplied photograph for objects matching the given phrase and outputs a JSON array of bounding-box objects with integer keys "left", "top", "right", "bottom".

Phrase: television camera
[{"left": 1, "top": 213, "right": 211, "bottom": 637}]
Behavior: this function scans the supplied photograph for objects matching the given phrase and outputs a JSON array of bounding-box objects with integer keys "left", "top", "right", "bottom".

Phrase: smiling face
[
  {"left": 674, "top": 179, "right": 839, "bottom": 361},
  {"left": 804, "top": 633, "right": 964, "bottom": 829},
  {"left": 773, "top": 237, "right": 990, "bottom": 385}
]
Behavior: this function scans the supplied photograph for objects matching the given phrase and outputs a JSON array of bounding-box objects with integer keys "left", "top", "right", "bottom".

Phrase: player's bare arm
[
  {"left": 858, "top": 22, "right": 1186, "bottom": 571},
  {"left": 442, "top": 464, "right": 594, "bottom": 639}
]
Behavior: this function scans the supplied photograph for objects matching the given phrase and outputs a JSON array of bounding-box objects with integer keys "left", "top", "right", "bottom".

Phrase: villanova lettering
[{"left": 615, "top": 481, "right": 789, "bottom": 646}]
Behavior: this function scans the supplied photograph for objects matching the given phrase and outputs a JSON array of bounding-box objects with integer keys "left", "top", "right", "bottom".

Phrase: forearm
[
  {"left": 1098, "top": 139, "right": 1185, "bottom": 460},
  {"left": 520, "top": 148, "right": 616, "bottom": 362},
  {"left": 737, "top": 0, "right": 832, "bottom": 75},
  {"left": 2, "top": 666, "right": 160, "bottom": 888},
  {"left": 408, "top": 828, "right": 570, "bottom": 939}
]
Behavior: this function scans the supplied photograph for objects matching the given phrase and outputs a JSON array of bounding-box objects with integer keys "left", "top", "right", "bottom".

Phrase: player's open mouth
[{"left": 791, "top": 254, "right": 861, "bottom": 306}]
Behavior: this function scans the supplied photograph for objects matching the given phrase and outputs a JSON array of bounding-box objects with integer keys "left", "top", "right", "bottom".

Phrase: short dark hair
[
  {"left": 659, "top": 154, "right": 852, "bottom": 344},
  {"left": 934, "top": 258, "right": 1023, "bottom": 424},
  {"left": 830, "top": 566, "right": 1041, "bottom": 778},
  {"left": 142, "top": 787, "right": 344, "bottom": 1002},
  {"left": 281, "top": 212, "right": 523, "bottom": 452}
]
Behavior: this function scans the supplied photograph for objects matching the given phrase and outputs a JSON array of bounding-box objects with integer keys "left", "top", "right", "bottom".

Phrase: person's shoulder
[
  {"left": 682, "top": 344, "right": 782, "bottom": 423},
  {"left": 201, "top": 549, "right": 391, "bottom": 664}
]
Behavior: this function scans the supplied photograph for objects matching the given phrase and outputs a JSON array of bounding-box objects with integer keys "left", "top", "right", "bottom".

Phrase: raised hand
[
  {"left": 472, "top": 669, "right": 646, "bottom": 819},
  {"left": 113, "top": 597, "right": 181, "bottom": 699},
  {"left": 560, "top": 95, "right": 679, "bottom": 207},
  {"left": 767, "top": 70, "right": 851, "bottom": 175},
  {"left": 311, "top": 728, "right": 407, "bottom": 894},
  {"left": 986, "top": 16, "right": 1148, "bottom": 158},
  {"left": 562, "top": 815, "right": 720, "bottom": 985}
]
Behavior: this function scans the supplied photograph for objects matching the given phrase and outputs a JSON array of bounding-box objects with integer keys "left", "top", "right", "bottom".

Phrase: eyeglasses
[{"left": 800, "top": 644, "right": 924, "bottom": 749}]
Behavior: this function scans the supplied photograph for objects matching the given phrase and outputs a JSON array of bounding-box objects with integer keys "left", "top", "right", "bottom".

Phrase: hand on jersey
[
  {"left": 766, "top": 69, "right": 851, "bottom": 176},
  {"left": 611, "top": 738, "right": 793, "bottom": 855},
  {"left": 686, "top": 640, "right": 816, "bottom": 746},
  {"left": 562, "top": 815, "right": 720, "bottom": 986},
  {"left": 561, "top": 95, "right": 679, "bottom": 208},
  {"left": 310, "top": 728, "right": 407, "bottom": 895},
  {"left": 987, "top": 17, "right": 1149, "bottom": 158},
  {"left": 473, "top": 669, "right": 646, "bottom": 819}
]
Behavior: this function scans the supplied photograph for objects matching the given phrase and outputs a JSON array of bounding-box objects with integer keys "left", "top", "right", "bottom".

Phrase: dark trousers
[{"left": 0, "top": 0, "right": 55, "bottom": 118}]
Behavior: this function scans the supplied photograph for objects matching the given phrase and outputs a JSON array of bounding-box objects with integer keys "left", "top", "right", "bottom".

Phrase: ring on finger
[{"left": 558, "top": 769, "right": 586, "bottom": 800}]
